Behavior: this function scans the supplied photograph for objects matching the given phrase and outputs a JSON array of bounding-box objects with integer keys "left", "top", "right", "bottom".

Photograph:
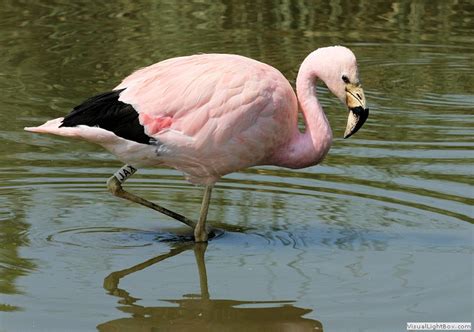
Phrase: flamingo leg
[
  {"left": 194, "top": 185, "right": 213, "bottom": 242},
  {"left": 107, "top": 165, "right": 197, "bottom": 229}
]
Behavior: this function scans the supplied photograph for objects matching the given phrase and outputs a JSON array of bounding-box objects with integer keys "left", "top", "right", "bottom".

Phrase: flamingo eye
[{"left": 342, "top": 75, "right": 350, "bottom": 84}]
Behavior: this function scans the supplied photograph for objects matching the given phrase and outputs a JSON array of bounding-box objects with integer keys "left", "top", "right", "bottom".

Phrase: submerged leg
[
  {"left": 107, "top": 165, "right": 196, "bottom": 229},
  {"left": 194, "top": 185, "right": 213, "bottom": 242}
]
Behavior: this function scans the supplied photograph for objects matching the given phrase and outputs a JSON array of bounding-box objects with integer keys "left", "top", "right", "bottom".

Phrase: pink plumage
[
  {"left": 25, "top": 46, "right": 368, "bottom": 241},
  {"left": 116, "top": 54, "right": 299, "bottom": 184}
]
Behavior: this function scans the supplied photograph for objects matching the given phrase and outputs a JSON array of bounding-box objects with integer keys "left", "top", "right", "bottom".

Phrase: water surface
[{"left": 1, "top": 1, "right": 473, "bottom": 331}]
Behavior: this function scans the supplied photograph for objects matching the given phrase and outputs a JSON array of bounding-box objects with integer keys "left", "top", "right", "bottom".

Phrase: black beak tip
[{"left": 344, "top": 107, "right": 369, "bottom": 139}]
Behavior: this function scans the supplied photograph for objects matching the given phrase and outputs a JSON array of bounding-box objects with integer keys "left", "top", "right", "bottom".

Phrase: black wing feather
[{"left": 60, "top": 89, "right": 152, "bottom": 145}]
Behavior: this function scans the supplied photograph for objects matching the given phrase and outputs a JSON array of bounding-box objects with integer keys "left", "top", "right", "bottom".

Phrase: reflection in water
[
  {"left": 0, "top": 192, "right": 36, "bottom": 312},
  {"left": 99, "top": 243, "right": 323, "bottom": 331}
]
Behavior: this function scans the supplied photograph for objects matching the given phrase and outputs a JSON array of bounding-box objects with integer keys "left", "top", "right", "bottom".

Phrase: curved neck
[{"left": 274, "top": 54, "right": 333, "bottom": 169}]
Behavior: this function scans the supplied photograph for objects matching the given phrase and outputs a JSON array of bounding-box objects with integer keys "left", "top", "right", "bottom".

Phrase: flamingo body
[
  {"left": 27, "top": 54, "right": 314, "bottom": 184},
  {"left": 25, "top": 46, "right": 369, "bottom": 242},
  {"left": 118, "top": 54, "right": 301, "bottom": 184}
]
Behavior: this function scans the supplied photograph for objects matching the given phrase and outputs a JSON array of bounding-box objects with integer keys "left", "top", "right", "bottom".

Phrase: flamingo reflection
[{"left": 99, "top": 243, "right": 323, "bottom": 331}]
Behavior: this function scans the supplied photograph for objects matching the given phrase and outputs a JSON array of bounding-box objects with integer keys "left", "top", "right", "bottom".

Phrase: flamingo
[{"left": 25, "top": 46, "right": 368, "bottom": 242}]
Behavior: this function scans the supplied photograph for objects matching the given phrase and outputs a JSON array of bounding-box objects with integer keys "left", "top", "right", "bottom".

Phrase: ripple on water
[
  {"left": 45, "top": 226, "right": 228, "bottom": 249},
  {"left": 15, "top": 220, "right": 240, "bottom": 258},
  {"left": 2, "top": 164, "right": 472, "bottom": 249},
  {"left": 45, "top": 227, "right": 162, "bottom": 249}
]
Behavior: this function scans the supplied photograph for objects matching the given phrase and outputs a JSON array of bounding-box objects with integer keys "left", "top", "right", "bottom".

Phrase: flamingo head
[{"left": 311, "top": 46, "right": 369, "bottom": 138}]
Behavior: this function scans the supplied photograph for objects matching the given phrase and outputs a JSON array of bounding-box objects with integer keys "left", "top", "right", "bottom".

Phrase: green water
[{"left": 1, "top": 1, "right": 473, "bottom": 331}]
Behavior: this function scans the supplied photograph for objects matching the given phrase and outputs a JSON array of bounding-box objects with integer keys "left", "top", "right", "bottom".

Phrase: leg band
[{"left": 113, "top": 165, "right": 137, "bottom": 184}]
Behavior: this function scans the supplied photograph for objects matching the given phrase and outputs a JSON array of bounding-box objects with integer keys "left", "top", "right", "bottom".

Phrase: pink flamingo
[{"left": 25, "top": 46, "right": 368, "bottom": 242}]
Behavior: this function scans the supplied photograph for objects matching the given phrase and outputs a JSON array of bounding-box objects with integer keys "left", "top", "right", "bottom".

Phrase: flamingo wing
[
  {"left": 117, "top": 55, "right": 290, "bottom": 136},
  {"left": 59, "top": 89, "right": 152, "bottom": 144}
]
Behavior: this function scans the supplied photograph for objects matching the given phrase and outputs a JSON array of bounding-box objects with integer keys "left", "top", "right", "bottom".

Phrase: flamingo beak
[{"left": 344, "top": 84, "right": 369, "bottom": 139}]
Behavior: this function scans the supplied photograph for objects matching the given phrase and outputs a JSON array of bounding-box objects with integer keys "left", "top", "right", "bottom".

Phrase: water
[{"left": 1, "top": 1, "right": 473, "bottom": 331}]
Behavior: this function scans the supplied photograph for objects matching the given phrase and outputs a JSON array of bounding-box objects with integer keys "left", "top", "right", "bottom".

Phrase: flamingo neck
[{"left": 274, "top": 53, "right": 333, "bottom": 169}]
